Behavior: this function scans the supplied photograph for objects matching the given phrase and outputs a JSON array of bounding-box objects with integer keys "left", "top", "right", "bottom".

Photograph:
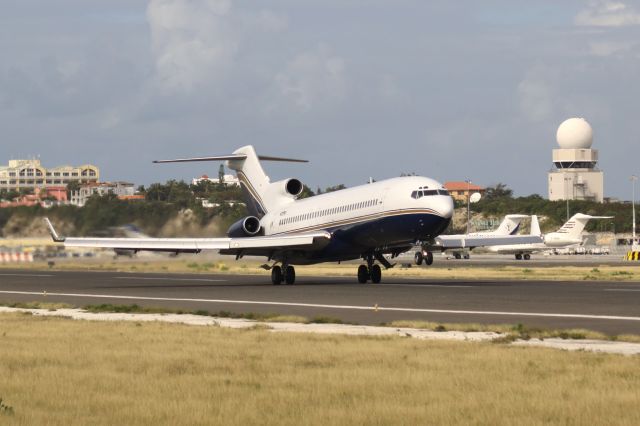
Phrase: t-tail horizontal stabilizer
[{"left": 153, "top": 154, "right": 308, "bottom": 164}]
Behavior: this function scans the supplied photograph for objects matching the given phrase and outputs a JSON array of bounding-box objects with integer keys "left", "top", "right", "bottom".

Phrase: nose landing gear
[{"left": 415, "top": 250, "right": 434, "bottom": 266}]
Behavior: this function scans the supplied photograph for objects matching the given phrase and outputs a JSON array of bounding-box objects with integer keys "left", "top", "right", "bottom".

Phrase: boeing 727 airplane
[{"left": 46, "top": 145, "right": 455, "bottom": 284}]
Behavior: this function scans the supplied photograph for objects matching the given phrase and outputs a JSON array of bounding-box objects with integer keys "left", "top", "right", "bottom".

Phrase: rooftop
[{"left": 444, "top": 181, "right": 485, "bottom": 191}]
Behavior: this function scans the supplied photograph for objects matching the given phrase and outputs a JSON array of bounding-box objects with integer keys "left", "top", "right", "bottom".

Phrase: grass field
[
  {"left": 2, "top": 257, "right": 640, "bottom": 282},
  {"left": 1, "top": 313, "right": 639, "bottom": 425}
]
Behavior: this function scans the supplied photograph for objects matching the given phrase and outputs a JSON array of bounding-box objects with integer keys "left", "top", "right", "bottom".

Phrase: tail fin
[
  {"left": 154, "top": 145, "right": 307, "bottom": 217},
  {"left": 493, "top": 214, "right": 529, "bottom": 235},
  {"left": 556, "top": 213, "right": 613, "bottom": 237},
  {"left": 530, "top": 215, "right": 541, "bottom": 236},
  {"left": 228, "top": 146, "right": 272, "bottom": 216}
]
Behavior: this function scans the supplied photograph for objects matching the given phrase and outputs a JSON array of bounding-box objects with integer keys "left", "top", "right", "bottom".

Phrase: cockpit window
[
  {"left": 438, "top": 189, "right": 450, "bottom": 196},
  {"left": 411, "top": 188, "right": 443, "bottom": 199}
]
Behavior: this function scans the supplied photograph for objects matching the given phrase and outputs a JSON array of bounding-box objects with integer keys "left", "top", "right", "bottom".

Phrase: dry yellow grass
[
  {"left": 1, "top": 313, "right": 640, "bottom": 425},
  {"left": 3, "top": 258, "right": 640, "bottom": 282}
]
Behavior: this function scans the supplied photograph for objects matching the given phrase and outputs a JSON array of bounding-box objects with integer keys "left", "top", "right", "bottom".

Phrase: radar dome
[{"left": 556, "top": 117, "right": 593, "bottom": 149}]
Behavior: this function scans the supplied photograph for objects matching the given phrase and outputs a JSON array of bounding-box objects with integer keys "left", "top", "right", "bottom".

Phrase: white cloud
[
  {"left": 273, "top": 45, "right": 346, "bottom": 111},
  {"left": 247, "top": 10, "right": 288, "bottom": 32},
  {"left": 517, "top": 71, "right": 554, "bottom": 122},
  {"left": 588, "top": 40, "right": 635, "bottom": 56},
  {"left": 146, "top": 0, "right": 238, "bottom": 94},
  {"left": 575, "top": 1, "right": 640, "bottom": 27}
]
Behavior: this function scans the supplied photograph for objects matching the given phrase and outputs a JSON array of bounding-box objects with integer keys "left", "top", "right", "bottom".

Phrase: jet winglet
[{"left": 44, "top": 218, "right": 65, "bottom": 243}]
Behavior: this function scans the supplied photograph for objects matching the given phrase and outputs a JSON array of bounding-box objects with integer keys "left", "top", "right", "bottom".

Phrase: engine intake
[
  {"left": 285, "top": 178, "right": 304, "bottom": 197},
  {"left": 227, "top": 216, "right": 262, "bottom": 238}
]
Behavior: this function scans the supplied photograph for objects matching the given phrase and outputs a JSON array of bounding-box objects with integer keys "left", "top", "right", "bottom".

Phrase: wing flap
[{"left": 45, "top": 219, "right": 331, "bottom": 252}]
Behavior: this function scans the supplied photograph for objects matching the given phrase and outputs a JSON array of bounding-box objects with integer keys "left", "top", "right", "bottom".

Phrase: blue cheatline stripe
[{"left": 272, "top": 208, "right": 443, "bottom": 236}]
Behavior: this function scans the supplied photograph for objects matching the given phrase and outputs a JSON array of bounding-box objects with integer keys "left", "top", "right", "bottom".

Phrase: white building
[
  {"left": 70, "top": 181, "right": 136, "bottom": 207},
  {"left": 0, "top": 159, "right": 99, "bottom": 191},
  {"left": 548, "top": 118, "right": 604, "bottom": 203},
  {"left": 191, "top": 174, "right": 239, "bottom": 186}
]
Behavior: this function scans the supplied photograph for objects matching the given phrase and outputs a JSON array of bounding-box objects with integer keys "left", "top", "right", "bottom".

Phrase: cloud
[
  {"left": 575, "top": 1, "right": 640, "bottom": 27},
  {"left": 146, "top": 0, "right": 238, "bottom": 94},
  {"left": 517, "top": 71, "right": 554, "bottom": 122},
  {"left": 588, "top": 40, "right": 635, "bottom": 56},
  {"left": 272, "top": 45, "right": 346, "bottom": 111}
]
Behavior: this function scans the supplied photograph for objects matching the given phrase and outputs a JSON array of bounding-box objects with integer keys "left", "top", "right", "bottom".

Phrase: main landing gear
[
  {"left": 414, "top": 250, "right": 434, "bottom": 266},
  {"left": 357, "top": 254, "right": 384, "bottom": 284},
  {"left": 271, "top": 264, "right": 296, "bottom": 285},
  {"left": 515, "top": 253, "right": 531, "bottom": 261}
]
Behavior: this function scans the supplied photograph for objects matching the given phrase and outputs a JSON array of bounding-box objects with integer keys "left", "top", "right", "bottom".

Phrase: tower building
[{"left": 548, "top": 117, "right": 604, "bottom": 203}]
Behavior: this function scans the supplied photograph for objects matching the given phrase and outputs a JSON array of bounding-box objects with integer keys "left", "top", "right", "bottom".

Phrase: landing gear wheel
[
  {"left": 425, "top": 251, "right": 434, "bottom": 266},
  {"left": 454, "top": 253, "right": 462, "bottom": 260},
  {"left": 463, "top": 254, "right": 470, "bottom": 260},
  {"left": 357, "top": 265, "right": 369, "bottom": 283},
  {"left": 414, "top": 252, "right": 423, "bottom": 266},
  {"left": 524, "top": 254, "right": 531, "bottom": 260},
  {"left": 271, "top": 266, "right": 283, "bottom": 285},
  {"left": 515, "top": 254, "right": 522, "bottom": 260},
  {"left": 370, "top": 264, "right": 382, "bottom": 284},
  {"left": 284, "top": 265, "right": 296, "bottom": 285}
]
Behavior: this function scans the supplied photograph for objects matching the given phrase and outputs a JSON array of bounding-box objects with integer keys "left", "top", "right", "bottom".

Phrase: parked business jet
[
  {"left": 414, "top": 214, "right": 542, "bottom": 264},
  {"left": 487, "top": 213, "right": 612, "bottom": 260},
  {"left": 46, "top": 145, "right": 454, "bottom": 284}
]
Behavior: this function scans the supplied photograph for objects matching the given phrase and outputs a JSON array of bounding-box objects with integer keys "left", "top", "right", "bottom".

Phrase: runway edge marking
[{"left": 1, "top": 290, "right": 640, "bottom": 322}]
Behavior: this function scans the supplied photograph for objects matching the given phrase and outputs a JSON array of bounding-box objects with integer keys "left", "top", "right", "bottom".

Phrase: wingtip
[{"left": 44, "top": 218, "right": 65, "bottom": 243}]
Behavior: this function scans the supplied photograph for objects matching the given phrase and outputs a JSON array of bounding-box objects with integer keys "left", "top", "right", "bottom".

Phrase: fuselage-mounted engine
[
  {"left": 227, "top": 216, "right": 263, "bottom": 238},
  {"left": 282, "top": 178, "right": 304, "bottom": 198}
]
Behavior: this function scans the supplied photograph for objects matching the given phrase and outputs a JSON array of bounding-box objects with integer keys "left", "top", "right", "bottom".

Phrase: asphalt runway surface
[{"left": 1, "top": 269, "right": 640, "bottom": 335}]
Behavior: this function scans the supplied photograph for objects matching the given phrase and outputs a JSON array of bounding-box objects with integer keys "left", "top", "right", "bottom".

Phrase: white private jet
[
  {"left": 487, "top": 213, "right": 612, "bottom": 260},
  {"left": 46, "top": 145, "right": 455, "bottom": 284},
  {"left": 412, "top": 214, "right": 542, "bottom": 264}
]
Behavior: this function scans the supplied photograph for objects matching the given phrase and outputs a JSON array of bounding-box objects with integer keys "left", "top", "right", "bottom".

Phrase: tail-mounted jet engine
[
  {"left": 227, "top": 216, "right": 262, "bottom": 238},
  {"left": 282, "top": 178, "right": 304, "bottom": 198}
]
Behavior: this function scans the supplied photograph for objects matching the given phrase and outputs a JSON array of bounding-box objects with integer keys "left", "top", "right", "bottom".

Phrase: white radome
[{"left": 556, "top": 117, "right": 593, "bottom": 149}]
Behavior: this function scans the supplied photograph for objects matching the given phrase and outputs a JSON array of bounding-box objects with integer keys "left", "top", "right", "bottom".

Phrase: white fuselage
[
  {"left": 487, "top": 233, "right": 582, "bottom": 255},
  {"left": 259, "top": 176, "right": 453, "bottom": 237}
]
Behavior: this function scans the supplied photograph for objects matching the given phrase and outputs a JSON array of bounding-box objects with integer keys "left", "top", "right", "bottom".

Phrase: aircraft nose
[{"left": 439, "top": 195, "right": 454, "bottom": 219}]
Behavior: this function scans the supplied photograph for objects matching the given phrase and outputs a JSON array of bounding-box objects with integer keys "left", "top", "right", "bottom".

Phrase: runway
[{"left": 1, "top": 269, "right": 640, "bottom": 335}]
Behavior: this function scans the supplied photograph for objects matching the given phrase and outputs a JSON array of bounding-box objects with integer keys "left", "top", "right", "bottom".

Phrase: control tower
[{"left": 548, "top": 117, "right": 604, "bottom": 203}]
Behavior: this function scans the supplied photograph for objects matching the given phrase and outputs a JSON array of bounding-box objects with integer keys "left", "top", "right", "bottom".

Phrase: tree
[
  {"left": 484, "top": 183, "right": 513, "bottom": 201},
  {"left": 324, "top": 184, "right": 347, "bottom": 193},
  {"left": 66, "top": 181, "right": 81, "bottom": 199},
  {"left": 218, "top": 164, "right": 225, "bottom": 186},
  {"left": 298, "top": 185, "right": 315, "bottom": 199}
]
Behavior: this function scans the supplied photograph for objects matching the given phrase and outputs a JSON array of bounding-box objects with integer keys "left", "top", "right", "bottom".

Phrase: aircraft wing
[
  {"left": 431, "top": 234, "right": 544, "bottom": 250},
  {"left": 44, "top": 218, "right": 330, "bottom": 253}
]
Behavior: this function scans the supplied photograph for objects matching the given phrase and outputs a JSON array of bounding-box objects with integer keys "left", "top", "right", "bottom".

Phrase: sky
[{"left": 1, "top": 0, "right": 639, "bottom": 199}]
